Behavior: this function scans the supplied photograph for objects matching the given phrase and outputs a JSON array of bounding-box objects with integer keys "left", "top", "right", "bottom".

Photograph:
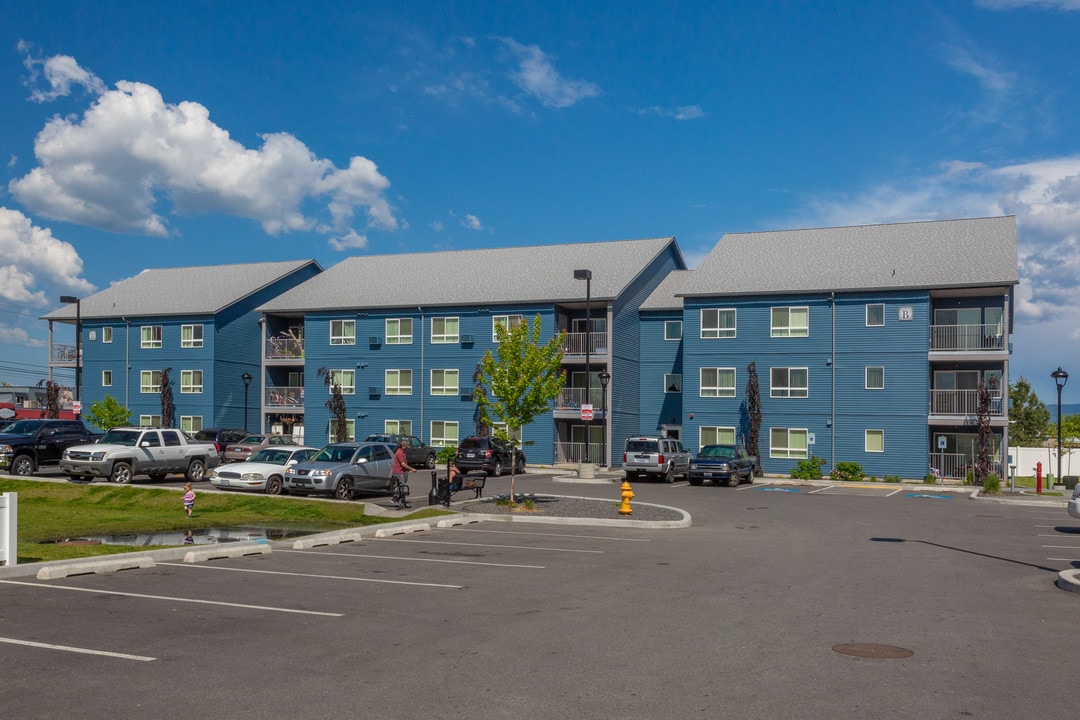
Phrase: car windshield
[
  {"left": 311, "top": 445, "right": 356, "bottom": 463},
  {"left": 99, "top": 429, "right": 142, "bottom": 446},
  {"left": 237, "top": 435, "right": 265, "bottom": 445},
  {"left": 626, "top": 440, "right": 658, "bottom": 453},
  {"left": 699, "top": 446, "right": 736, "bottom": 459},
  {"left": 249, "top": 448, "right": 290, "bottom": 464},
  {"left": 2, "top": 420, "right": 45, "bottom": 436}
]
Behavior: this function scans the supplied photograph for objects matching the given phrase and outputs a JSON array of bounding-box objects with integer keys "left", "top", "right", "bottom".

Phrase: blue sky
[{"left": 1, "top": 0, "right": 1078, "bottom": 405}]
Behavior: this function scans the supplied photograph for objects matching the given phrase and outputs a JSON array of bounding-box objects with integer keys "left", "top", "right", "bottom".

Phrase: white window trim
[
  {"left": 492, "top": 314, "right": 524, "bottom": 341},
  {"left": 385, "top": 369, "right": 413, "bottom": 395},
  {"left": 180, "top": 370, "right": 203, "bottom": 394},
  {"left": 700, "top": 367, "right": 736, "bottom": 398},
  {"left": 139, "top": 415, "right": 161, "bottom": 427},
  {"left": 430, "top": 369, "right": 459, "bottom": 396},
  {"left": 385, "top": 419, "right": 413, "bottom": 436},
  {"left": 102, "top": 327, "right": 113, "bottom": 343},
  {"left": 770, "top": 367, "right": 808, "bottom": 398},
  {"left": 180, "top": 416, "right": 203, "bottom": 433},
  {"left": 866, "top": 304, "right": 885, "bottom": 327},
  {"left": 330, "top": 319, "right": 356, "bottom": 346},
  {"left": 430, "top": 420, "right": 459, "bottom": 447},
  {"left": 865, "top": 366, "right": 885, "bottom": 390},
  {"left": 141, "top": 325, "right": 162, "bottom": 349},
  {"left": 865, "top": 429, "right": 885, "bottom": 453},
  {"left": 140, "top": 370, "right": 161, "bottom": 394},
  {"left": 328, "top": 419, "right": 356, "bottom": 442},
  {"left": 700, "top": 308, "right": 736, "bottom": 339},
  {"left": 770, "top": 306, "right": 809, "bottom": 338},
  {"left": 431, "top": 317, "right": 459, "bottom": 344},
  {"left": 699, "top": 426, "right": 736, "bottom": 446},
  {"left": 102, "top": 370, "right": 112, "bottom": 387},
  {"left": 664, "top": 320, "right": 682, "bottom": 341},
  {"left": 769, "top": 428, "right": 809, "bottom": 459},
  {"left": 385, "top": 318, "right": 413, "bottom": 345},
  {"left": 181, "top": 324, "right": 204, "bottom": 348},
  {"left": 329, "top": 369, "right": 356, "bottom": 395}
]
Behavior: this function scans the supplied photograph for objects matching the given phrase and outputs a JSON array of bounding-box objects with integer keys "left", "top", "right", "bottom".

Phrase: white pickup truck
[{"left": 61, "top": 427, "right": 221, "bottom": 483}]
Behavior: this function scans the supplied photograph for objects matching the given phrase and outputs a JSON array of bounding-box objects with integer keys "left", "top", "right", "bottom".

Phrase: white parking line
[
  {"left": 371, "top": 538, "right": 603, "bottom": 553},
  {"left": 0, "top": 636, "right": 155, "bottom": 662},
  {"left": 277, "top": 549, "right": 543, "bottom": 569},
  {"left": 448, "top": 528, "right": 649, "bottom": 542},
  {"left": 0, "top": 579, "right": 344, "bottom": 615},
  {"left": 1040, "top": 545, "right": 1080, "bottom": 549},
  {"left": 156, "top": 563, "right": 463, "bottom": 587}
]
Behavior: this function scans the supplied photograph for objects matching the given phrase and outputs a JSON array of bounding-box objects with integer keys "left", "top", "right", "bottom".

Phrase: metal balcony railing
[
  {"left": 265, "top": 336, "right": 304, "bottom": 360},
  {"left": 554, "top": 441, "right": 604, "bottom": 465},
  {"left": 929, "top": 389, "right": 1005, "bottom": 416},
  {"left": 929, "top": 324, "right": 1005, "bottom": 351},
  {"left": 930, "top": 453, "right": 1005, "bottom": 480},
  {"left": 51, "top": 344, "right": 80, "bottom": 363},
  {"left": 556, "top": 387, "right": 605, "bottom": 409},
  {"left": 561, "top": 332, "right": 608, "bottom": 356},
  {"left": 265, "top": 386, "right": 304, "bottom": 407}
]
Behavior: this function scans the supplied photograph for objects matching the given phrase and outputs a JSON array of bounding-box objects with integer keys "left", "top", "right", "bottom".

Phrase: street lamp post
[
  {"left": 599, "top": 371, "right": 611, "bottom": 467},
  {"left": 573, "top": 269, "right": 592, "bottom": 465},
  {"left": 241, "top": 372, "right": 253, "bottom": 433},
  {"left": 1052, "top": 366, "right": 1069, "bottom": 487},
  {"left": 59, "top": 296, "right": 81, "bottom": 418}
]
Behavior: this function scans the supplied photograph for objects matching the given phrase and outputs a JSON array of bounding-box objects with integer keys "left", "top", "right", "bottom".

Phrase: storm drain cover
[{"left": 832, "top": 643, "right": 913, "bottom": 659}]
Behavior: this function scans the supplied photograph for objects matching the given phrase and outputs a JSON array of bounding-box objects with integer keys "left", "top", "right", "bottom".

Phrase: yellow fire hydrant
[{"left": 618, "top": 480, "right": 635, "bottom": 515}]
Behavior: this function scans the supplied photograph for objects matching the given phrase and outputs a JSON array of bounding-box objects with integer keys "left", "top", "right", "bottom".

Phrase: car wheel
[
  {"left": 335, "top": 476, "right": 355, "bottom": 501},
  {"left": 490, "top": 459, "right": 503, "bottom": 477},
  {"left": 744, "top": 471, "right": 754, "bottom": 485},
  {"left": 265, "top": 476, "right": 283, "bottom": 495},
  {"left": 663, "top": 464, "right": 675, "bottom": 483},
  {"left": 727, "top": 474, "right": 740, "bottom": 487},
  {"left": 110, "top": 462, "right": 132, "bottom": 484},
  {"left": 425, "top": 453, "right": 436, "bottom": 469},
  {"left": 688, "top": 476, "right": 703, "bottom": 486},
  {"left": 11, "top": 455, "right": 35, "bottom": 476},
  {"left": 186, "top": 459, "right": 206, "bottom": 482},
  {"left": 515, "top": 455, "right": 526, "bottom": 474},
  {"left": 148, "top": 473, "right": 167, "bottom": 481}
]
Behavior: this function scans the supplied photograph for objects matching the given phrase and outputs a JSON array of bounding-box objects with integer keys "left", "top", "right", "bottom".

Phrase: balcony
[
  {"left": 265, "top": 335, "right": 304, "bottom": 361},
  {"left": 555, "top": 387, "right": 605, "bottom": 410},
  {"left": 929, "top": 389, "right": 1004, "bottom": 417},
  {"left": 561, "top": 332, "right": 608, "bottom": 358},
  {"left": 265, "top": 385, "right": 304, "bottom": 408},
  {"left": 50, "top": 343, "right": 80, "bottom": 366},
  {"left": 929, "top": 324, "right": 1005, "bottom": 352}
]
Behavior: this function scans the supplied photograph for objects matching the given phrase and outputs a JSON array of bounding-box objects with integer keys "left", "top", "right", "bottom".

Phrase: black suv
[
  {"left": 0, "top": 418, "right": 96, "bottom": 476},
  {"left": 193, "top": 428, "right": 248, "bottom": 459},
  {"left": 363, "top": 433, "right": 437, "bottom": 468},
  {"left": 454, "top": 436, "right": 526, "bottom": 476}
]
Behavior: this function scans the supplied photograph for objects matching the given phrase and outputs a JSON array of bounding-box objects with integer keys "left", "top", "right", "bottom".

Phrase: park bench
[{"left": 427, "top": 471, "right": 486, "bottom": 506}]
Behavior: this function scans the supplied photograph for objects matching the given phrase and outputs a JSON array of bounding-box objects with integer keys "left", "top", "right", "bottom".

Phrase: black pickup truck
[
  {"left": 0, "top": 419, "right": 97, "bottom": 476},
  {"left": 688, "top": 444, "right": 757, "bottom": 486}
]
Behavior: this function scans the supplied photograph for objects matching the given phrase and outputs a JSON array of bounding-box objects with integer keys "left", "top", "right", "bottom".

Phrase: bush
[
  {"left": 924, "top": 473, "right": 938, "bottom": 484},
  {"left": 983, "top": 474, "right": 1001, "bottom": 495},
  {"left": 790, "top": 455, "right": 826, "bottom": 480},
  {"left": 830, "top": 461, "right": 864, "bottom": 483},
  {"left": 964, "top": 468, "right": 975, "bottom": 485},
  {"left": 884, "top": 475, "right": 901, "bottom": 483}
]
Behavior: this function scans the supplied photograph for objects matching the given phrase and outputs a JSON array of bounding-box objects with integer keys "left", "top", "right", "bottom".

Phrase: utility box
[
  {"left": 0, "top": 492, "right": 16, "bottom": 566},
  {"left": 1064, "top": 476, "right": 1078, "bottom": 491}
]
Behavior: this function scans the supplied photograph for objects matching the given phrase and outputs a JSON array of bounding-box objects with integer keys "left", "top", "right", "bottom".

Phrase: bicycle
[{"left": 391, "top": 472, "right": 411, "bottom": 509}]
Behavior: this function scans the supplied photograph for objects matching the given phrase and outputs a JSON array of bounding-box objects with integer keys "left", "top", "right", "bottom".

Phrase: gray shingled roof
[
  {"left": 42, "top": 259, "right": 321, "bottom": 321},
  {"left": 682, "top": 216, "right": 1018, "bottom": 297},
  {"left": 640, "top": 270, "right": 694, "bottom": 311},
  {"left": 258, "top": 238, "right": 682, "bottom": 312}
]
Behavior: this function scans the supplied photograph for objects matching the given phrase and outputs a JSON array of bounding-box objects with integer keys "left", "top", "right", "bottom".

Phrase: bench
[{"left": 435, "top": 473, "right": 486, "bottom": 506}]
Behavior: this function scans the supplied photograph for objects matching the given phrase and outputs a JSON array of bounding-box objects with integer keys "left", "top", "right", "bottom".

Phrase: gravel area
[{"left": 456, "top": 494, "right": 686, "bottom": 522}]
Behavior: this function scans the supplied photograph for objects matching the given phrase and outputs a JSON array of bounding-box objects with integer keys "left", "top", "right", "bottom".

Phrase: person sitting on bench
[{"left": 447, "top": 466, "right": 475, "bottom": 492}]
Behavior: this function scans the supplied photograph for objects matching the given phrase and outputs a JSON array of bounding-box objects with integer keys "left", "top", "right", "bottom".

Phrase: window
[
  {"left": 328, "top": 419, "right": 356, "bottom": 442},
  {"left": 430, "top": 420, "right": 459, "bottom": 447},
  {"left": 700, "top": 426, "right": 736, "bottom": 446},
  {"left": 664, "top": 320, "right": 682, "bottom": 341},
  {"left": 181, "top": 324, "right": 204, "bottom": 348},
  {"left": 180, "top": 416, "right": 203, "bottom": 433},
  {"left": 139, "top": 415, "right": 162, "bottom": 427},
  {"left": 330, "top": 319, "right": 355, "bottom": 345},
  {"left": 141, "top": 325, "right": 162, "bottom": 349},
  {"left": 140, "top": 370, "right": 162, "bottom": 394},
  {"left": 102, "top": 370, "right": 112, "bottom": 387},
  {"left": 866, "top": 366, "right": 885, "bottom": 390},
  {"left": 386, "top": 318, "right": 413, "bottom": 345},
  {"left": 385, "top": 369, "right": 413, "bottom": 395},
  {"left": 770, "top": 367, "right": 808, "bottom": 398},
  {"left": 700, "top": 368, "right": 736, "bottom": 397},
  {"left": 102, "top": 327, "right": 113, "bottom": 343},
  {"left": 493, "top": 422, "right": 523, "bottom": 444},
  {"left": 431, "top": 369, "right": 459, "bottom": 396},
  {"left": 701, "top": 309, "right": 736, "bottom": 339},
  {"left": 770, "top": 428, "right": 808, "bottom": 459},
  {"left": 865, "top": 429, "right": 884, "bottom": 453},
  {"left": 866, "top": 304, "right": 885, "bottom": 327},
  {"left": 180, "top": 370, "right": 203, "bottom": 394},
  {"left": 431, "top": 317, "right": 459, "bottom": 343},
  {"left": 771, "top": 307, "right": 808, "bottom": 337},
  {"left": 493, "top": 314, "right": 524, "bottom": 341},
  {"left": 328, "top": 369, "right": 355, "bottom": 395},
  {"left": 664, "top": 374, "right": 682, "bottom": 393},
  {"left": 385, "top": 420, "right": 413, "bottom": 436}
]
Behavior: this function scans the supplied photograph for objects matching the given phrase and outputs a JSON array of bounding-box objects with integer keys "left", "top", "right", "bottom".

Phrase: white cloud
[
  {"left": 0, "top": 207, "right": 95, "bottom": 304},
  {"left": 0, "top": 325, "right": 47, "bottom": 348},
  {"left": 637, "top": 105, "right": 705, "bottom": 121},
  {"left": 10, "top": 58, "right": 398, "bottom": 243},
  {"left": 500, "top": 38, "right": 600, "bottom": 108},
  {"left": 327, "top": 230, "right": 368, "bottom": 251},
  {"left": 462, "top": 214, "right": 483, "bottom": 231},
  {"left": 976, "top": 0, "right": 1080, "bottom": 10},
  {"left": 23, "top": 52, "right": 106, "bottom": 102},
  {"left": 429, "top": 220, "right": 445, "bottom": 232}
]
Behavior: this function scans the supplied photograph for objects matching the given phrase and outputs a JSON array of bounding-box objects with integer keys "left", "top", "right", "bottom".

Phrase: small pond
[{"left": 46, "top": 525, "right": 335, "bottom": 547}]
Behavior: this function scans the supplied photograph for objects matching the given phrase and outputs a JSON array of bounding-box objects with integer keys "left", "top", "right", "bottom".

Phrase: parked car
[
  {"left": 193, "top": 428, "right": 248, "bottom": 459},
  {"left": 61, "top": 427, "right": 220, "bottom": 483},
  {"left": 622, "top": 436, "right": 691, "bottom": 483},
  {"left": 454, "top": 436, "right": 526, "bottom": 477},
  {"left": 209, "top": 445, "right": 318, "bottom": 494},
  {"left": 363, "top": 433, "right": 437, "bottom": 468},
  {"left": 0, "top": 418, "right": 97, "bottom": 476},
  {"left": 1068, "top": 483, "right": 1080, "bottom": 520},
  {"left": 283, "top": 442, "right": 397, "bottom": 500},
  {"left": 223, "top": 433, "right": 294, "bottom": 463},
  {"left": 688, "top": 444, "right": 757, "bottom": 486}
]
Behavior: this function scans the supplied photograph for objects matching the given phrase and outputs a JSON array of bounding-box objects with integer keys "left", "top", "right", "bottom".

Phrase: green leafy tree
[
  {"left": 318, "top": 366, "right": 349, "bottom": 443},
  {"left": 1059, "top": 414, "right": 1080, "bottom": 450},
  {"left": 475, "top": 314, "right": 565, "bottom": 502},
  {"left": 84, "top": 394, "right": 132, "bottom": 431},
  {"left": 1009, "top": 377, "right": 1049, "bottom": 446}
]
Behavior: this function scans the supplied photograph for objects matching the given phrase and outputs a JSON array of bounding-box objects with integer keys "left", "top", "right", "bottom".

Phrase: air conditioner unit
[
  {"left": 369, "top": 336, "right": 382, "bottom": 346},
  {"left": 368, "top": 386, "right": 382, "bottom": 396},
  {"left": 460, "top": 334, "right": 475, "bottom": 344}
]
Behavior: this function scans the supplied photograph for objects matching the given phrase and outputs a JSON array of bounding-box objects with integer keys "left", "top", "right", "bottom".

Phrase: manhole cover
[{"left": 832, "top": 643, "right": 913, "bottom": 659}]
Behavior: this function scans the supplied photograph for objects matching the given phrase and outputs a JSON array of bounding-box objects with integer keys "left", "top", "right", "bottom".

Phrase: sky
[{"left": 0, "top": 0, "right": 1078, "bottom": 406}]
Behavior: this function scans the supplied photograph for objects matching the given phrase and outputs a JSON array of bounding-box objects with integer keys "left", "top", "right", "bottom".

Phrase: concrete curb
[
  {"left": 455, "top": 495, "right": 692, "bottom": 529},
  {"left": 182, "top": 542, "right": 271, "bottom": 563},
  {"left": 1056, "top": 569, "right": 1080, "bottom": 595},
  {"left": 35, "top": 554, "right": 156, "bottom": 580},
  {"left": 291, "top": 529, "right": 366, "bottom": 549}
]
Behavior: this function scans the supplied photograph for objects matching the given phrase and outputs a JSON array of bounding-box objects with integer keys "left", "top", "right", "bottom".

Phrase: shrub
[
  {"left": 790, "top": 455, "right": 826, "bottom": 480},
  {"left": 924, "top": 473, "right": 938, "bottom": 484},
  {"left": 884, "top": 475, "right": 902, "bottom": 483},
  {"left": 830, "top": 461, "right": 864, "bottom": 483},
  {"left": 964, "top": 468, "right": 975, "bottom": 485},
  {"left": 983, "top": 474, "right": 1001, "bottom": 495}
]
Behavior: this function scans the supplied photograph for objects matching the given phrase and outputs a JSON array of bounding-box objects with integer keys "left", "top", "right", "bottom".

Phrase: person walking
[
  {"left": 391, "top": 440, "right": 415, "bottom": 510},
  {"left": 183, "top": 482, "right": 195, "bottom": 518}
]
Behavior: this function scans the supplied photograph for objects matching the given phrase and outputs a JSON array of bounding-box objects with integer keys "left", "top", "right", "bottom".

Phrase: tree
[
  {"left": 42, "top": 379, "right": 60, "bottom": 419},
  {"left": 974, "top": 380, "right": 991, "bottom": 486},
  {"left": 1008, "top": 377, "right": 1049, "bottom": 446},
  {"left": 159, "top": 368, "right": 174, "bottom": 428},
  {"left": 318, "top": 366, "right": 349, "bottom": 443},
  {"left": 475, "top": 314, "right": 565, "bottom": 502},
  {"left": 745, "top": 361, "right": 762, "bottom": 477},
  {"left": 85, "top": 394, "right": 132, "bottom": 431},
  {"left": 1059, "top": 414, "right": 1080, "bottom": 450}
]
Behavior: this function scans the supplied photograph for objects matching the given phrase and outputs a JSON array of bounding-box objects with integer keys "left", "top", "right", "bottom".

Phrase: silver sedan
[{"left": 209, "top": 446, "right": 318, "bottom": 495}]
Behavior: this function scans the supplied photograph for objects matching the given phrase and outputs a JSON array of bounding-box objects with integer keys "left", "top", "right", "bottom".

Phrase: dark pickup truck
[
  {"left": 688, "top": 444, "right": 757, "bottom": 486},
  {"left": 0, "top": 419, "right": 98, "bottom": 476}
]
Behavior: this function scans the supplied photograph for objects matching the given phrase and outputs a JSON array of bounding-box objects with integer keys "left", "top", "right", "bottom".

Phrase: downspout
[
  {"left": 418, "top": 306, "right": 425, "bottom": 439},
  {"left": 830, "top": 293, "right": 836, "bottom": 470}
]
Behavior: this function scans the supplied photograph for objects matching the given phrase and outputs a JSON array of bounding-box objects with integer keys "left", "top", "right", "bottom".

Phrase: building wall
[{"left": 638, "top": 310, "right": 683, "bottom": 437}]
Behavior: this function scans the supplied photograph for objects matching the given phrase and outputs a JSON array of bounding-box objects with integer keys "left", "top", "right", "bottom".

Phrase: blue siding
[{"left": 638, "top": 311, "right": 683, "bottom": 436}]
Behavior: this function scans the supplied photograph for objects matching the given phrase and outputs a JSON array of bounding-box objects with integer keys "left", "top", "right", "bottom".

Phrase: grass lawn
[{"left": 0, "top": 479, "right": 447, "bottom": 564}]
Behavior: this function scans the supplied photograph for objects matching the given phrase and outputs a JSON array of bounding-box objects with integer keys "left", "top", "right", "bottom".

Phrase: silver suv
[{"left": 622, "top": 436, "right": 691, "bottom": 483}]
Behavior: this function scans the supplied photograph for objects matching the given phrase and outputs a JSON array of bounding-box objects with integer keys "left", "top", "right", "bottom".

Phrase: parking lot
[{"left": 2, "top": 471, "right": 1078, "bottom": 719}]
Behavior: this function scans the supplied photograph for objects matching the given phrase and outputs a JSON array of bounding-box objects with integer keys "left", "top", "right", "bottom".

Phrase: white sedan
[
  {"left": 1068, "top": 483, "right": 1080, "bottom": 520},
  {"left": 209, "top": 445, "right": 318, "bottom": 495}
]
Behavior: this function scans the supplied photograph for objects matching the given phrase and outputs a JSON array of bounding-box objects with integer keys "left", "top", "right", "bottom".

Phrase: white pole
[{"left": 0, "top": 492, "right": 17, "bottom": 567}]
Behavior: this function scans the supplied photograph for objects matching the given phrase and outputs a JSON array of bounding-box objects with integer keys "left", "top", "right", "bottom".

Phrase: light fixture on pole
[
  {"left": 1052, "top": 366, "right": 1069, "bottom": 486},
  {"left": 573, "top": 269, "right": 592, "bottom": 464},
  {"left": 59, "top": 296, "right": 81, "bottom": 417},
  {"left": 599, "top": 371, "right": 611, "bottom": 467},
  {"left": 241, "top": 372, "right": 253, "bottom": 433}
]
